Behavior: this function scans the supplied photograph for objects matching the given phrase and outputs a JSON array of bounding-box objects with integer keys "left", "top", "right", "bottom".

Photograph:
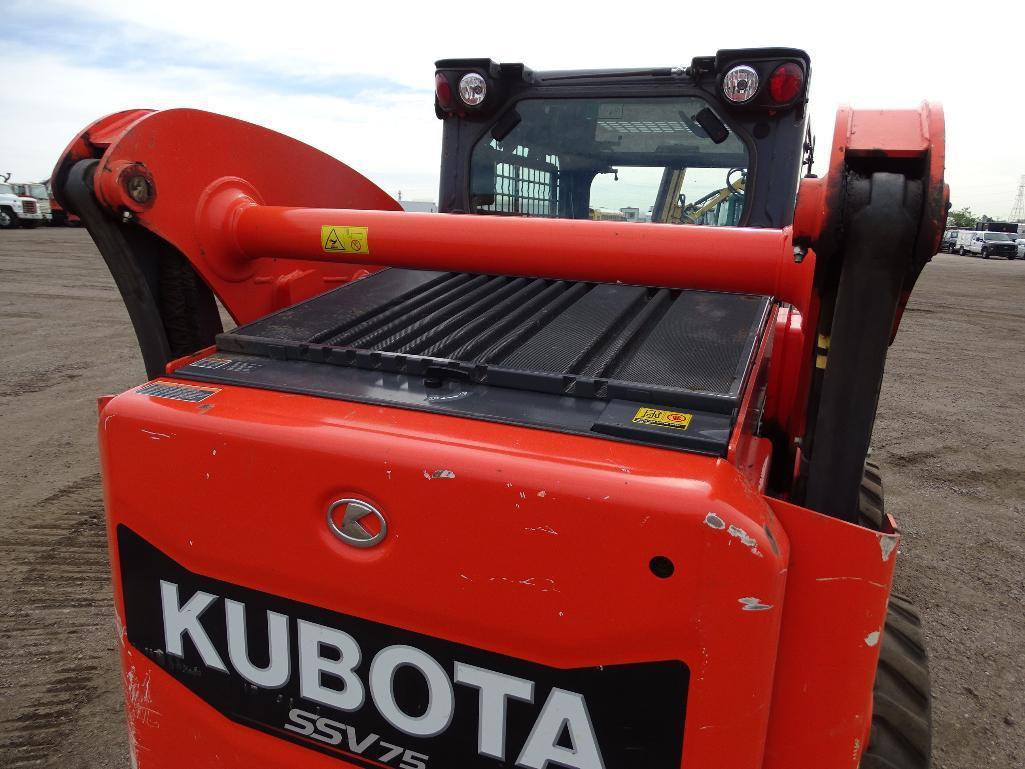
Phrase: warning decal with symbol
[
  {"left": 632, "top": 407, "right": 693, "bottom": 431},
  {"left": 321, "top": 225, "right": 370, "bottom": 255}
]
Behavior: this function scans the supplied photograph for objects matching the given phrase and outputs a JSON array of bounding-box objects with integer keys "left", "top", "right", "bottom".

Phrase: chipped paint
[
  {"left": 524, "top": 525, "right": 559, "bottom": 536},
  {"left": 853, "top": 738, "right": 861, "bottom": 760},
  {"left": 816, "top": 576, "right": 887, "bottom": 589},
  {"left": 878, "top": 534, "right": 898, "bottom": 561},
  {"left": 728, "top": 524, "right": 757, "bottom": 547},
  {"left": 704, "top": 512, "right": 726, "bottom": 530},
  {"left": 864, "top": 631, "right": 880, "bottom": 647},
  {"left": 487, "top": 576, "right": 560, "bottom": 593},
  {"left": 537, "top": 490, "right": 547, "bottom": 497},
  {"left": 430, "top": 469, "right": 456, "bottom": 479},
  {"left": 738, "top": 596, "right": 773, "bottom": 611},
  {"left": 519, "top": 491, "right": 526, "bottom": 499}
]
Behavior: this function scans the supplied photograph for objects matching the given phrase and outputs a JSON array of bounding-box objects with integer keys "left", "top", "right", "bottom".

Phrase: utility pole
[{"left": 1011, "top": 175, "right": 1025, "bottom": 221}]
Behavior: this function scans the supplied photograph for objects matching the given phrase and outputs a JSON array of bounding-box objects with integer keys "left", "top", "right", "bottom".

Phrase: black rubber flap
[{"left": 217, "top": 268, "right": 770, "bottom": 414}]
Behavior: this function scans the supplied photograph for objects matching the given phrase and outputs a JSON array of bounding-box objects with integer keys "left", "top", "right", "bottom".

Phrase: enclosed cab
[
  {"left": 433, "top": 50, "right": 810, "bottom": 229},
  {"left": 0, "top": 181, "right": 44, "bottom": 228}
]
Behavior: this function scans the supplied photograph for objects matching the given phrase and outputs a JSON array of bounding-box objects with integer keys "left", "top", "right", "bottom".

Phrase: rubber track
[{"left": 859, "top": 461, "right": 933, "bottom": 769}]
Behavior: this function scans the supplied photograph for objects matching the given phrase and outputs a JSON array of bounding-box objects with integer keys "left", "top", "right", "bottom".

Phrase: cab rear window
[{"left": 470, "top": 97, "right": 750, "bottom": 226}]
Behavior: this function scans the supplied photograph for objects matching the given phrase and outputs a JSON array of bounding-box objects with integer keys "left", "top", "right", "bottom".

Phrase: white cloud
[{"left": 2, "top": 0, "right": 1023, "bottom": 215}]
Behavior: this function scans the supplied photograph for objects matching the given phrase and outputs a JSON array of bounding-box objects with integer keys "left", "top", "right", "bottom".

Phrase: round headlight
[
  {"left": 722, "top": 65, "right": 759, "bottom": 104},
  {"left": 458, "top": 73, "right": 487, "bottom": 107}
]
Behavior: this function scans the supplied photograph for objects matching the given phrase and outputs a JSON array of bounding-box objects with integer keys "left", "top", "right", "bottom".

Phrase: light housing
[
  {"left": 722, "top": 65, "right": 759, "bottom": 104},
  {"left": 458, "top": 72, "right": 487, "bottom": 107}
]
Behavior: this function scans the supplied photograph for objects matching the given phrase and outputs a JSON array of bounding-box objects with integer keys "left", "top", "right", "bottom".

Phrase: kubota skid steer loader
[{"left": 52, "top": 47, "right": 946, "bottom": 769}]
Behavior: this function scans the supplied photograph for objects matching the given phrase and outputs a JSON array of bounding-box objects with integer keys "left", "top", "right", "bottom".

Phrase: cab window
[{"left": 469, "top": 97, "right": 750, "bottom": 226}]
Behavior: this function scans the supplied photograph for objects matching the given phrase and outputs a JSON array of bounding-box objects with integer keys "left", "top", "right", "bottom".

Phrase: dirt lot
[{"left": 0, "top": 228, "right": 1022, "bottom": 768}]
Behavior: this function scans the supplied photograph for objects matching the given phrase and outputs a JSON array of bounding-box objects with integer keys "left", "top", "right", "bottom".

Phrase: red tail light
[
  {"left": 435, "top": 73, "right": 453, "bottom": 109},
  {"left": 768, "top": 63, "right": 804, "bottom": 104}
]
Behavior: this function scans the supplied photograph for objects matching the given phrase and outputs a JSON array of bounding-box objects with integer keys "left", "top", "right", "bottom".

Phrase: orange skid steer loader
[{"left": 52, "top": 47, "right": 946, "bottom": 769}]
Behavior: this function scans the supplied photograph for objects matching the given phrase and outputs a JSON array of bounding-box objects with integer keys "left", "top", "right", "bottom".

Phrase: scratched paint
[{"left": 738, "top": 596, "right": 773, "bottom": 611}]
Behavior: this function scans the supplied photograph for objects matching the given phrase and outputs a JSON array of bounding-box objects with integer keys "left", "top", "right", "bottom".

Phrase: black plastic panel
[
  {"left": 192, "top": 268, "right": 771, "bottom": 456},
  {"left": 219, "top": 268, "right": 769, "bottom": 413}
]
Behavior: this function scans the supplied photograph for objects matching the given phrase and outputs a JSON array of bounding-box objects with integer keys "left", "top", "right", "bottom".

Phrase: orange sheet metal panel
[
  {"left": 761, "top": 498, "right": 898, "bottom": 769},
  {"left": 100, "top": 379, "right": 790, "bottom": 769},
  {"left": 846, "top": 109, "right": 928, "bottom": 158}
]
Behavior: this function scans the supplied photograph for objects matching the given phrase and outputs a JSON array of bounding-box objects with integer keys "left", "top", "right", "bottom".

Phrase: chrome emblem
[{"left": 326, "top": 499, "right": 387, "bottom": 548}]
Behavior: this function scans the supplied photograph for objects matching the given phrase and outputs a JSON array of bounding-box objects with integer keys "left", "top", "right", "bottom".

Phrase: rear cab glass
[{"left": 469, "top": 97, "right": 750, "bottom": 226}]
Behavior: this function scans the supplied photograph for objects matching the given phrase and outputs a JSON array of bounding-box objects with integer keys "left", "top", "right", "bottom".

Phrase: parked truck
[
  {"left": 955, "top": 229, "right": 1017, "bottom": 259},
  {"left": 0, "top": 180, "right": 44, "bottom": 229},
  {"left": 10, "top": 181, "right": 53, "bottom": 224}
]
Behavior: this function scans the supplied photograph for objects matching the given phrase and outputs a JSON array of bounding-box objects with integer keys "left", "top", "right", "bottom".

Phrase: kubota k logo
[{"left": 327, "top": 499, "right": 387, "bottom": 548}]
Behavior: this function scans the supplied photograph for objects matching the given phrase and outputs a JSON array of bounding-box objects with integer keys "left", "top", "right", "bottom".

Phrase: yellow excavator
[{"left": 651, "top": 167, "right": 746, "bottom": 225}]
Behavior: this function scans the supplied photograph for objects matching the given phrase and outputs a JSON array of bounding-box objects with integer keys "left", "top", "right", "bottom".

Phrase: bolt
[{"left": 125, "top": 174, "right": 153, "bottom": 205}]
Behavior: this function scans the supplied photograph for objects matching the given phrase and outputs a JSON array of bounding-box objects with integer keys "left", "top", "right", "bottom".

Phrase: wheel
[
  {"left": 0, "top": 207, "right": 17, "bottom": 230},
  {"left": 858, "top": 462, "right": 932, "bottom": 769},
  {"left": 958, "top": 246, "right": 966, "bottom": 255}
]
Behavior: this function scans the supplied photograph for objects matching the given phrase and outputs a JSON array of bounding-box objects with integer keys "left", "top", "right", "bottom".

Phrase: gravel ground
[{"left": 0, "top": 228, "right": 1022, "bottom": 768}]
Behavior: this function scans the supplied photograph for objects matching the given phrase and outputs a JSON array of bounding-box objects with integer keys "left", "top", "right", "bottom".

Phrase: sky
[{"left": 2, "top": 0, "right": 1022, "bottom": 217}]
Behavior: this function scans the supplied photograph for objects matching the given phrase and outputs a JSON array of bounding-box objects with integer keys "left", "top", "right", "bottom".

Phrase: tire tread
[{"left": 859, "top": 464, "right": 932, "bottom": 769}]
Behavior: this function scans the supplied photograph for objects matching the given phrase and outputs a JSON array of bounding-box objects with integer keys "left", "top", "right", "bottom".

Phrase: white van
[{"left": 955, "top": 230, "right": 1017, "bottom": 259}]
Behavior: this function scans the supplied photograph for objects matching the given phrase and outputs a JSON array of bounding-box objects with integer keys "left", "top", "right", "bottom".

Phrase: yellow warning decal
[
  {"left": 632, "top": 407, "right": 693, "bottom": 430},
  {"left": 321, "top": 225, "right": 370, "bottom": 255}
]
